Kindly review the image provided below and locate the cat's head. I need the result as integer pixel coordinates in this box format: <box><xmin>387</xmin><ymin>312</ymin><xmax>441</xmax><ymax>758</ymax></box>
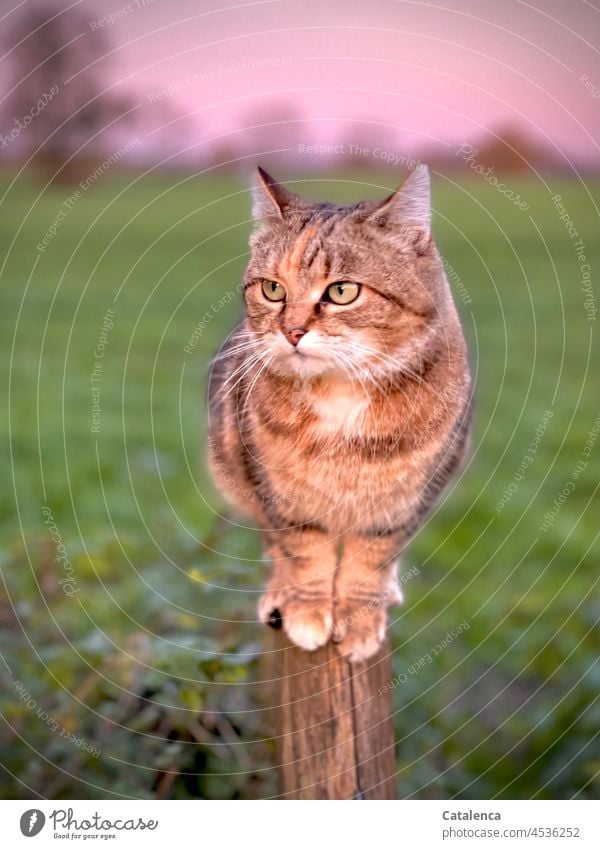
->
<box><xmin>244</xmin><ymin>165</ymin><xmax>449</xmax><ymax>383</ymax></box>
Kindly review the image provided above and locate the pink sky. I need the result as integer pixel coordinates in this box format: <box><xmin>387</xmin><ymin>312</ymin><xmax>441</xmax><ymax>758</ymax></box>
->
<box><xmin>6</xmin><ymin>0</ymin><xmax>600</xmax><ymax>166</ymax></box>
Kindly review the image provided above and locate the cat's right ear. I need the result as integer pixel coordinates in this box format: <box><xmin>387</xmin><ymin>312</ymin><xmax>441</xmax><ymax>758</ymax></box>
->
<box><xmin>251</xmin><ymin>167</ymin><xmax>300</xmax><ymax>221</ymax></box>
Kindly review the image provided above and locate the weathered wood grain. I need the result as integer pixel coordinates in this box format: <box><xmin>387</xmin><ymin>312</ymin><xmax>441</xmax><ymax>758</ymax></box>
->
<box><xmin>268</xmin><ymin>633</ymin><xmax>396</xmax><ymax>799</ymax></box>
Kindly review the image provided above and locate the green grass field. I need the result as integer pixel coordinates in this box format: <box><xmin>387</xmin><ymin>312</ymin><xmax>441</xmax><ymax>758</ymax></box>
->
<box><xmin>0</xmin><ymin>167</ymin><xmax>598</xmax><ymax>799</ymax></box>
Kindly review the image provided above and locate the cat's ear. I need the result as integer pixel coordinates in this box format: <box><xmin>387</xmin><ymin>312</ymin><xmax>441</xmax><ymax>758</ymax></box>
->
<box><xmin>370</xmin><ymin>164</ymin><xmax>431</xmax><ymax>240</ymax></box>
<box><xmin>251</xmin><ymin>167</ymin><xmax>301</xmax><ymax>221</ymax></box>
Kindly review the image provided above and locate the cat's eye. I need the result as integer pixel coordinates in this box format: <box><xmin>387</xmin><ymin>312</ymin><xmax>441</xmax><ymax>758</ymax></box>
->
<box><xmin>324</xmin><ymin>281</ymin><xmax>361</xmax><ymax>305</ymax></box>
<box><xmin>261</xmin><ymin>279</ymin><xmax>286</xmax><ymax>302</ymax></box>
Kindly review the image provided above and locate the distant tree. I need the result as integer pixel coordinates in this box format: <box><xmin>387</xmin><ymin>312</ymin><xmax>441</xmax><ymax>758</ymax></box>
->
<box><xmin>232</xmin><ymin>99</ymin><xmax>304</xmax><ymax>170</ymax></box>
<box><xmin>462</xmin><ymin>126</ymin><xmax>561</xmax><ymax>172</ymax></box>
<box><xmin>1</xmin><ymin>3</ymin><xmax>135</xmax><ymax>182</ymax></box>
<box><xmin>333</xmin><ymin>120</ymin><xmax>408</xmax><ymax>172</ymax></box>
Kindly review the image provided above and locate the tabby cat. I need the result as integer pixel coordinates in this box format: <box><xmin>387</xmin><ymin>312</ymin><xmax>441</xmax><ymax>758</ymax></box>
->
<box><xmin>208</xmin><ymin>165</ymin><xmax>471</xmax><ymax>662</ymax></box>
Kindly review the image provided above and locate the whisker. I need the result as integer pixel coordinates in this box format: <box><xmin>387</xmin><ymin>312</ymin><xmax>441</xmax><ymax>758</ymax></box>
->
<box><xmin>217</xmin><ymin>350</ymin><xmax>267</xmax><ymax>401</ymax></box>
<box><xmin>240</xmin><ymin>353</ymin><xmax>275</xmax><ymax>420</ymax></box>
<box><xmin>211</xmin><ymin>341</ymin><xmax>262</xmax><ymax>362</ymax></box>
<box><xmin>338</xmin><ymin>356</ymin><xmax>376</xmax><ymax>398</ymax></box>
<box><xmin>347</xmin><ymin>341</ymin><xmax>426</xmax><ymax>388</ymax></box>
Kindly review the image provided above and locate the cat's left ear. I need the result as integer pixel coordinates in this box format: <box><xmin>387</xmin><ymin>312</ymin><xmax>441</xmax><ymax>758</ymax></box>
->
<box><xmin>370</xmin><ymin>164</ymin><xmax>431</xmax><ymax>241</ymax></box>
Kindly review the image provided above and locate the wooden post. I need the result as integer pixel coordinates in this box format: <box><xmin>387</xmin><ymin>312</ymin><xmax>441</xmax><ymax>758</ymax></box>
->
<box><xmin>269</xmin><ymin>632</ymin><xmax>396</xmax><ymax>799</ymax></box>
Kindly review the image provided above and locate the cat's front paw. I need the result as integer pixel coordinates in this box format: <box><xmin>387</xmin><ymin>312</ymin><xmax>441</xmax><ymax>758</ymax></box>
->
<box><xmin>332</xmin><ymin>598</ymin><xmax>388</xmax><ymax>663</ymax></box>
<box><xmin>258</xmin><ymin>588</ymin><xmax>333</xmax><ymax>652</ymax></box>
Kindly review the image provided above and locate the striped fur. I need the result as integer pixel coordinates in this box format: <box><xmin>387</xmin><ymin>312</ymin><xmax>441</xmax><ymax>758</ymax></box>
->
<box><xmin>208</xmin><ymin>166</ymin><xmax>472</xmax><ymax>661</ymax></box>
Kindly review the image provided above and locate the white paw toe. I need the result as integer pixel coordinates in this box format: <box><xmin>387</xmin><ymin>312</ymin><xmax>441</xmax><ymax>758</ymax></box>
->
<box><xmin>285</xmin><ymin>609</ymin><xmax>333</xmax><ymax>652</ymax></box>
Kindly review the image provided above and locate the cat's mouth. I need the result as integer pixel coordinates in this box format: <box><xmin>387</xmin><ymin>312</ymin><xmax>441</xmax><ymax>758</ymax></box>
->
<box><xmin>281</xmin><ymin>345</ymin><xmax>327</xmax><ymax>369</ymax></box>
<box><xmin>267</xmin><ymin>331</ymin><xmax>334</xmax><ymax>375</ymax></box>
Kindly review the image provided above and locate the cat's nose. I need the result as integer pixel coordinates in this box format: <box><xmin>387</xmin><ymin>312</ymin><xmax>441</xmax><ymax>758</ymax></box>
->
<box><xmin>284</xmin><ymin>326</ymin><xmax>307</xmax><ymax>347</ymax></box>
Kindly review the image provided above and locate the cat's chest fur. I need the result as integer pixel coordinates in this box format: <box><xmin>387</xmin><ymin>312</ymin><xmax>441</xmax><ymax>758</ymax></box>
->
<box><xmin>309</xmin><ymin>384</ymin><xmax>371</xmax><ymax>435</ymax></box>
<box><xmin>256</xmin><ymin>381</ymin><xmax>418</xmax><ymax>529</ymax></box>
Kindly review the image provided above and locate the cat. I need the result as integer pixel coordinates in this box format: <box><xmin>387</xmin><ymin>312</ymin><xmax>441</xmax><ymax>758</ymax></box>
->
<box><xmin>208</xmin><ymin>165</ymin><xmax>472</xmax><ymax>662</ymax></box>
